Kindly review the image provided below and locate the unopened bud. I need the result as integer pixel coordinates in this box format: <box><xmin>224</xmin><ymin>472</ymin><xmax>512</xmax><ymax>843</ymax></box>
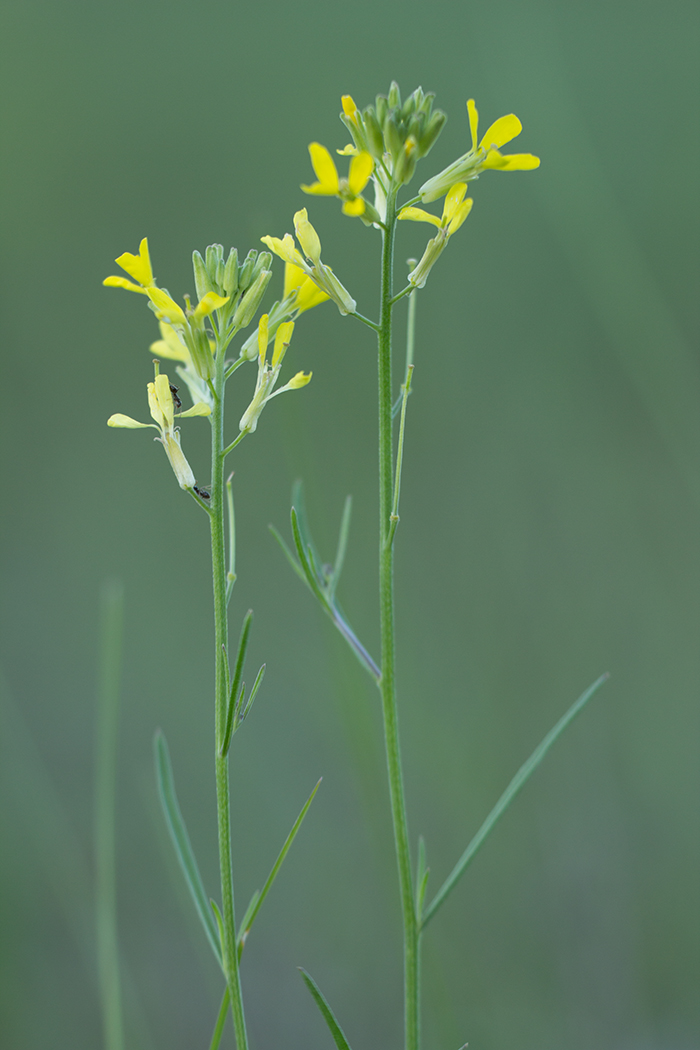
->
<box><xmin>238</xmin><ymin>249</ymin><xmax>258</xmax><ymax>291</ymax></box>
<box><xmin>192</xmin><ymin>251</ymin><xmax>213</xmax><ymax>302</ymax></box>
<box><xmin>223</xmin><ymin>247</ymin><xmax>239</xmax><ymax>296</ymax></box>
<box><xmin>232</xmin><ymin>268</ymin><xmax>271</xmax><ymax>329</ymax></box>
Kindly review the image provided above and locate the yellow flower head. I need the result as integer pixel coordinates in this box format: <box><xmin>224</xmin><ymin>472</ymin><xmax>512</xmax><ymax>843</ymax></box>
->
<box><xmin>239</xmin><ymin>315</ymin><xmax>311</xmax><ymax>434</ymax></box>
<box><xmin>418</xmin><ymin>99</ymin><xmax>540</xmax><ymax>203</ymax></box>
<box><xmin>107</xmin><ymin>368</ymin><xmax>210</xmax><ymax>490</ymax></box>
<box><xmin>262</xmin><ymin>211</ymin><xmax>356</xmax><ymax>315</ymax></box>
<box><xmin>301</xmin><ymin>143</ymin><xmax>374</xmax><ymax>217</ymax></box>
<box><xmin>398</xmin><ymin>183</ymin><xmax>474</xmax><ymax>289</ymax></box>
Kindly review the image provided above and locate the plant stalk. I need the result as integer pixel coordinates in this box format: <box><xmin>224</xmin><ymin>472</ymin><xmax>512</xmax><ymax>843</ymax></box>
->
<box><xmin>378</xmin><ymin>188</ymin><xmax>419</xmax><ymax>1050</ymax></box>
<box><xmin>210</xmin><ymin>347</ymin><xmax>249</xmax><ymax>1050</ymax></box>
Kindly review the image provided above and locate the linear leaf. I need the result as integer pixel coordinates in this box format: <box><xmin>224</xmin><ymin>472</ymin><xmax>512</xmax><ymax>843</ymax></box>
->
<box><xmin>291</xmin><ymin>508</ymin><xmax>327</xmax><ymax>603</ymax></box>
<box><xmin>220</xmin><ymin>610</ymin><xmax>253</xmax><ymax>756</ymax></box>
<box><xmin>298</xmin><ymin>968</ymin><xmax>353</xmax><ymax>1050</ymax></box>
<box><xmin>329</xmin><ymin>496</ymin><xmax>352</xmax><ymax>599</ymax></box>
<box><xmin>208</xmin><ymin>989</ymin><xmax>229</xmax><ymax>1050</ymax></box>
<box><xmin>237</xmin><ymin>779</ymin><xmax>321</xmax><ymax>954</ymax></box>
<box><xmin>422</xmin><ymin>673</ymin><xmax>609</xmax><ymax>928</ymax></box>
<box><xmin>269</xmin><ymin>524</ymin><xmax>307</xmax><ymax>585</ymax></box>
<box><xmin>240</xmin><ymin>664</ymin><xmax>265</xmax><ymax>723</ymax></box>
<box><xmin>154</xmin><ymin>731</ymin><xmax>222</xmax><ymax>965</ymax></box>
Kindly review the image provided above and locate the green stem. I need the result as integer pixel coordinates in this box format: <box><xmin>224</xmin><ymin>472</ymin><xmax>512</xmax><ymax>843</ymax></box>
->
<box><xmin>377</xmin><ymin>188</ymin><xmax>419</xmax><ymax>1050</ymax></box>
<box><xmin>210</xmin><ymin>349</ymin><xmax>249</xmax><ymax>1050</ymax></box>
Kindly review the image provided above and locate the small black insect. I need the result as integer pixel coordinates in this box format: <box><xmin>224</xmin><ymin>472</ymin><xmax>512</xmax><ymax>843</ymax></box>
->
<box><xmin>194</xmin><ymin>485</ymin><xmax>211</xmax><ymax>501</ymax></box>
<box><xmin>170</xmin><ymin>384</ymin><xmax>182</xmax><ymax>410</ymax></box>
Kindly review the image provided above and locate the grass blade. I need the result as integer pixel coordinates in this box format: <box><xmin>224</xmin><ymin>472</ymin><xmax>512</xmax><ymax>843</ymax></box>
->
<box><xmin>422</xmin><ymin>673</ymin><xmax>609</xmax><ymax>928</ymax></box>
<box><xmin>154</xmin><ymin>731</ymin><xmax>222</xmax><ymax>965</ymax></box>
<box><xmin>298</xmin><ymin>967</ymin><xmax>353</xmax><ymax>1050</ymax></box>
<box><xmin>237</xmin><ymin>779</ymin><xmax>321</xmax><ymax>953</ymax></box>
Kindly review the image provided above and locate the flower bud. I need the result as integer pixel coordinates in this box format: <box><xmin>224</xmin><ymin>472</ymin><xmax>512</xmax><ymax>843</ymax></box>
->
<box><xmin>387</xmin><ymin>81</ymin><xmax>401</xmax><ymax>110</ymax></box>
<box><xmin>232</xmin><ymin>268</ymin><xmax>271</xmax><ymax>329</ymax></box>
<box><xmin>192</xmin><ymin>251</ymin><xmax>214</xmax><ymax>302</ymax></box>
<box><xmin>223</xmin><ymin>247</ymin><xmax>239</xmax><ymax>296</ymax></box>
<box><xmin>205</xmin><ymin>244</ymin><xmax>225</xmax><ymax>293</ymax></box>
<box><xmin>238</xmin><ymin>249</ymin><xmax>258</xmax><ymax>291</ymax></box>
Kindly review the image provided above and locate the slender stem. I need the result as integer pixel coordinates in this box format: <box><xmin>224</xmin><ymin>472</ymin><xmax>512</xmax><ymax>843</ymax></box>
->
<box><xmin>377</xmin><ymin>187</ymin><xmax>420</xmax><ymax>1050</ymax></box>
<box><xmin>386</xmin><ymin>365</ymin><xmax>413</xmax><ymax>550</ymax></box>
<box><xmin>223</xmin><ymin>430</ymin><xmax>248</xmax><ymax>458</ymax></box>
<box><xmin>95</xmin><ymin>580</ymin><xmax>125</xmax><ymax>1050</ymax></box>
<box><xmin>389</xmin><ymin>284</ymin><xmax>414</xmax><ymax>307</ymax></box>
<box><xmin>351</xmin><ymin>310</ymin><xmax>381</xmax><ymax>333</ymax></box>
<box><xmin>209</xmin><ymin>349</ymin><xmax>249</xmax><ymax>1050</ymax></box>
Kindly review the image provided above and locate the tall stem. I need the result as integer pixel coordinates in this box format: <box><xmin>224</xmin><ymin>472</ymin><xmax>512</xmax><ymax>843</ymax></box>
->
<box><xmin>377</xmin><ymin>189</ymin><xmax>419</xmax><ymax>1050</ymax></box>
<box><xmin>210</xmin><ymin>349</ymin><xmax>249</xmax><ymax>1050</ymax></box>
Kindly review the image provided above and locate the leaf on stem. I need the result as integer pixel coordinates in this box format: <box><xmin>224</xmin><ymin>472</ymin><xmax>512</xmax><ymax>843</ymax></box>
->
<box><xmin>298</xmin><ymin>967</ymin><xmax>353</xmax><ymax>1050</ymax></box>
<box><xmin>237</xmin><ymin>779</ymin><xmax>321</xmax><ymax>955</ymax></box>
<box><xmin>220</xmin><ymin>610</ymin><xmax>253</xmax><ymax>756</ymax></box>
<box><xmin>415</xmin><ymin>835</ymin><xmax>429</xmax><ymax>919</ymax></box>
<box><xmin>421</xmin><ymin>673</ymin><xmax>609</xmax><ymax>928</ymax></box>
<box><xmin>154</xmin><ymin>731</ymin><xmax>222</xmax><ymax>966</ymax></box>
<box><xmin>208</xmin><ymin>989</ymin><xmax>230</xmax><ymax>1050</ymax></box>
<box><xmin>329</xmin><ymin>495</ymin><xmax>352</xmax><ymax>599</ymax></box>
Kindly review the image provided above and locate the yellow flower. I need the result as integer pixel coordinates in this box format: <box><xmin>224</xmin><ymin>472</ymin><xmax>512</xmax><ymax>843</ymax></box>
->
<box><xmin>262</xmin><ymin>210</ymin><xmax>356</xmax><ymax>315</ymax></box>
<box><xmin>301</xmin><ymin>143</ymin><xmax>374</xmax><ymax>217</ymax></box>
<box><xmin>239</xmin><ymin>315</ymin><xmax>311</xmax><ymax>434</ymax></box>
<box><xmin>283</xmin><ymin>262</ymin><xmax>329</xmax><ymax>314</ymax></box>
<box><xmin>398</xmin><ymin>183</ymin><xmax>474</xmax><ymax>288</ymax></box>
<box><xmin>418</xmin><ymin>99</ymin><xmax>540</xmax><ymax>203</ymax></box>
<box><xmin>108</xmin><ymin>371</ymin><xmax>210</xmax><ymax>490</ymax></box>
<box><xmin>103</xmin><ymin>238</ymin><xmax>154</xmax><ymax>293</ymax></box>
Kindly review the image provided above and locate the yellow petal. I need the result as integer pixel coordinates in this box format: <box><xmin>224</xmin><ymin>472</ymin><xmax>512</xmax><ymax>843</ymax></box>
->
<box><xmin>147</xmin><ymin>287</ymin><xmax>187</xmax><ymax>326</ymax></box>
<box><xmin>261</xmin><ymin>234</ymin><xmax>306</xmax><ymax>269</ymax></box>
<box><xmin>150</xmin><ymin>322</ymin><xmax>190</xmax><ymax>362</ymax></box>
<box><xmin>397</xmin><ymin>206</ymin><xmax>442</xmax><ymax>228</ymax></box>
<box><xmin>177</xmin><ymin>401</ymin><xmax>211</xmax><ymax>418</ymax></box>
<box><xmin>307</xmin><ymin>143</ymin><xmax>339</xmax><ymax>193</ymax></box>
<box><xmin>341</xmin><ymin>95</ymin><xmax>358</xmax><ymax>118</ymax></box>
<box><xmin>467</xmin><ymin>99</ymin><xmax>479</xmax><ymax>151</ymax></box>
<box><xmin>147</xmin><ymin>381</ymin><xmax>163</xmax><ymax>427</ymax></box>
<box><xmin>295</xmin><ymin>276</ymin><xmax>329</xmax><ymax>314</ymax></box>
<box><xmin>337</xmin><ymin>144</ymin><xmax>359</xmax><ymax>156</ymax></box>
<box><xmin>342</xmin><ymin>198</ymin><xmax>366</xmax><ymax>217</ymax></box>
<box><xmin>107</xmin><ymin>413</ymin><xmax>154</xmax><ymax>429</ymax></box>
<box><xmin>155</xmin><ymin>373</ymin><xmax>175</xmax><ymax>428</ymax></box>
<box><xmin>447</xmin><ymin>197</ymin><xmax>473</xmax><ymax>236</ymax></box>
<box><xmin>272</xmin><ymin>321</ymin><xmax>295</xmax><ymax>367</ymax></box>
<box><xmin>286</xmin><ymin>370</ymin><xmax>312</xmax><ymax>389</ymax></box>
<box><xmin>193</xmin><ymin>291</ymin><xmax>229</xmax><ymax>319</ymax></box>
<box><xmin>348</xmin><ymin>151</ymin><xmax>373</xmax><ymax>195</ymax></box>
<box><xmin>294</xmin><ymin>209</ymin><xmax>322</xmax><ymax>265</ymax></box>
<box><xmin>284</xmin><ymin>261</ymin><xmax>306</xmax><ymax>299</ymax></box>
<box><xmin>103</xmin><ymin>275</ymin><xmax>148</xmax><ymax>294</ymax></box>
<box><xmin>479</xmin><ymin>113</ymin><xmax>522</xmax><ymax>150</ymax></box>
<box><xmin>115</xmin><ymin>238</ymin><xmax>153</xmax><ymax>286</ymax></box>
<box><xmin>481</xmin><ymin>150</ymin><xmax>540</xmax><ymax>171</ymax></box>
<box><xmin>258</xmin><ymin>314</ymin><xmax>269</xmax><ymax>363</ymax></box>
<box><xmin>443</xmin><ymin>183</ymin><xmax>468</xmax><ymax>223</ymax></box>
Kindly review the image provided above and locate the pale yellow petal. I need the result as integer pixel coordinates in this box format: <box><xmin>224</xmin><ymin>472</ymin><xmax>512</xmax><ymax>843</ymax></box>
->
<box><xmin>150</xmin><ymin>322</ymin><xmax>190</xmax><ymax>362</ymax></box>
<box><xmin>446</xmin><ymin>197</ymin><xmax>473</xmax><ymax>236</ymax></box>
<box><xmin>258</xmin><ymin>314</ymin><xmax>269</xmax><ymax>363</ymax></box>
<box><xmin>285</xmin><ymin>370</ymin><xmax>312</xmax><ymax>390</ymax></box>
<box><xmin>155</xmin><ymin>373</ymin><xmax>175</xmax><ymax>428</ymax></box>
<box><xmin>481</xmin><ymin>150</ymin><xmax>540</xmax><ymax>171</ymax></box>
<box><xmin>294</xmin><ymin>277</ymin><xmax>329</xmax><ymax>314</ymax></box>
<box><xmin>294</xmin><ymin>209</ymin><xmax>322</xmax><ymax>265</ymax></box>
<box><xmin>114</xmin><ymin>238</ymin><xmax>153</xmax><ymax>286</ymax></box>
<box><xmin>397</xmin><ymin>206</ymin><xmax>442</xmax><ymax>228</ymax></box>
<box><xmin>177</xmin><ymin>401</ymin><xmax>211</xmax><ymax>418</ymax></box>
<box><xmin>479</xmin><ymin>113</ymin><xmax>522</xmax><ymax>150</ymax></box>
<box><xmin>272</xmin><ymin>321</ymin><xmax>295</xmax><ymax>367</ymax></box>
<box><xmin>442</xmin><ymin>183</ymin><xmax>468</xmax><ymax>224</ymax></box>
<box><xmin>261</xmin><ymin>234</ymin><xmax>306</xmax><ymax>270</ymax></box>
<box><xmin>284</xmin><ymin>261</ymin><xmax>306</xmax><ymax>299</ymax></box>
<box><xmin>107</xmin><ymin>413</ymin><xmax>154</xmax><ymax>429</ymax></box>
<box><xmin>193</xmin><ymin>291</ymin><xmax>229</xmax><ymax>319</ymax></box>
<box><xmin>341</xmin><ymin>95</ymin><xmax>358</xmax><ymax>118</ymax></box>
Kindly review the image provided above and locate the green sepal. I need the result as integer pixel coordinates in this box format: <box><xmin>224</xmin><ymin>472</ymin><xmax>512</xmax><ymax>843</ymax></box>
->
<box><xmin>298</xmin><ymin>967</ymin><xmax>353</xmax><ymax>1050</ymax></box>
<box><xmin>154</xmin><ymin>731</ymin><xmax>223</xmax><ymax>967</ymax></box>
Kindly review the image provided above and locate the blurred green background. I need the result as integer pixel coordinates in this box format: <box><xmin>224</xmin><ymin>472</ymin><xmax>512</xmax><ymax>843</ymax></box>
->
<box><xmin>1</xmin><ymin>0</ymin><xmax>698</xmax><ymax>1047</ymax></box>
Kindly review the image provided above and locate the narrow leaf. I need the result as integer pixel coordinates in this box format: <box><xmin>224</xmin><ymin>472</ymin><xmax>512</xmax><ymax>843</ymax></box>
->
<box><xmin>291</xmin><ymin>508</ymin><xmax>327</xmax><ymax>603</ymax></box>
<box><xmin>298</xmin><ymin>968</ymin><xmax>353</xmax><ymax>1050</ymax></box>
<box><xmin>415</xmin><ymin>836</ymin><xmax>429</xmax><ymax>919</ymax></box>
<box><xmin>154</xmin><ymin>732</ymin><xmax>222</xmax><ymax>965</ymax></box>
<box><xmin>240</xmin><ymin>664</ymin><xmax>265</xmax><ymax>723</ymax></box>
<box><xmin>269</xmin><ymin>524</ymin><xmax>307</xmax><ymax>585</ymax></box>
<box><xmin>422</xmin><ymin>673</ymin><xmax>609</xmax><ymax>928</ymax></box>
<box><xmin>208</xmin><ymin>989</ymin><xmax>230</xmax><ymax>1050</ymax></box>
<box><xmin>291</xmin><ymin>480</ymin><xmax>323</xmax><ymax>571</ymax></box>
<box><xmin>237</xmin><ymin>779</ymin><xmax>321</xmax><ymax>952</ymax></box>
<box><xmin>329</xmin><ymin>495</ymin><xmax>352</xmax><ymax>598</ymax></box>
<box><xmin>220</xmin><ymin>610</ymin><xmax>253</xmax><ymax>756</ymax></box>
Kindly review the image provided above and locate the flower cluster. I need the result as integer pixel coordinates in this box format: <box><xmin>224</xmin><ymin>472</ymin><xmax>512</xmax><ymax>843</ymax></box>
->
<box><xmin>262</xmin><ymin>210</ymin><xmax>356</xmax><ymax>315</ymax></box>
<box><xmin>239</xmin><ymin>314</ymin><xmax>312</xmax><ymax>434</ymax></box>
<box><xmin>398</xmin><ymin>183</ymin><xmax>474</xmax><ymax>288</ymax></box>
